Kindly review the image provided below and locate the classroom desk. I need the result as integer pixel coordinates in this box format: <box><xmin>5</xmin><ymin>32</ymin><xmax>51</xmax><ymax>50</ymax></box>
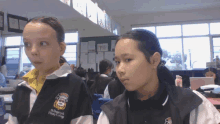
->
<box><xmin>0</xmin><ymin>94</ymin><xmax>13</xmax><ymax>123</ymax></box>
<box><xmin>203</xmin><ymin>92</ymin><xmax>220</xmax><ymax>112</ymax></box>
<box><xmin>207</xmin><ymin>98</ymin><xmax>220</xmax><ymax>111</ymax></box>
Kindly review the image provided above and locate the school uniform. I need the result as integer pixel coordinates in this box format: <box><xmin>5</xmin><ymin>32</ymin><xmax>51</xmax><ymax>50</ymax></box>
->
<box><xmin>103</xmin><ymin>78</ymin><xmax>125</xmax><ymax>99</ymax></box>
<box><xmin>97</xmin><ymin>78</ymin><xmax>220</xmax><ymax>124</ymax></box>
<box><xmin>6</xmin><ymin>63</ymin><xmax>93</xmax><ymax>124</ymax></box>
<box><xmin>92</xmin><ymin>74</ymin><xmax>113</xmax><ymax>95</ymax></box>
<box><xmin>1</xmin><ymin>64</ymin><xmax>7</xmax><ymax>77</ymax></box>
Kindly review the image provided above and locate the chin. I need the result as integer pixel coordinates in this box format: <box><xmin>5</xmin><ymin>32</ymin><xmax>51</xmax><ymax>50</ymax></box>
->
<box><xmin>124</xmin><ymin>85</ymin><xmax>136</xmax><ymax>91</ymax></box>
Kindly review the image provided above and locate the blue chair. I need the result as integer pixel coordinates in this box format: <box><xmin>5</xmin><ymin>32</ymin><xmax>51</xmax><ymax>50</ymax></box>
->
<box><xmin>93</xmin><ymin>94</ymin><xmax>102</xmax><ymax>100</ymax></box>
<box><xmin>0</xmin><ymin>97</ymin><xmax>6</xmax><ymax>124</ymax></box>
<box><xmin>92</xmin><ymin>94</ymin><xmax>112</xmax><ymax>120</ymax></box>
<box><xmin>0</xmin><ymin>73</ymin><xmax>6</xmax><ymax>87</ymax></box>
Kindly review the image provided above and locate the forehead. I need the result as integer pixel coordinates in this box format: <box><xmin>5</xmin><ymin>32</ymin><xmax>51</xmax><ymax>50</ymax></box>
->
<box><xmin>206</xmin><ymin>71</ymin><xmax>215</xmax><ymax>75</ymax></box>
<box><xmin>23</xmin><ymin>22</ymin><xmax>56</xmax><ymax>40</ymax></box>
<box><xmin>115</xmin><ymin>39</ymin><xmax>139</xmax><ymax>58</ymax></box>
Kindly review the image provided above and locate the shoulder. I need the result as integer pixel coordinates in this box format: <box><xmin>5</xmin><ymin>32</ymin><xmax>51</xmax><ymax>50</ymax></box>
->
<box><xmin>189</xmin><ymin>90</ymin><xmax>220</xmax><ymax>123</ymax></box>
<box><xmin>101</xmin><ymin>91</ymin><xmax>126</xmax><ymax>111</ymax></box>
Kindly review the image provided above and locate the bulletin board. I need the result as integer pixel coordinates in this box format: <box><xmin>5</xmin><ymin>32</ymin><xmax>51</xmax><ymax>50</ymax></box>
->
<box><xmin>80</xmin><ymin>36</ymin><xmax>119</xmax><ymax>72</ymax></box>
<box><xmin>7</xmin><ymin>14</ymin><xmax>28</xmax><ymax>33</ymax></box>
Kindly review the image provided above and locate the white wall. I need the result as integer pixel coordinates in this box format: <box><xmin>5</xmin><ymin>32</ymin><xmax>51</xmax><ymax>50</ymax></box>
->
<box><xmin>114</xmin><ymin>7</ymin><xmax>220</xmax><ymax>34</ymax></box>
<box><xmin>61</xmin><ymin>18</ymin><xmax>114</xmax><ymax>37</ymax></box>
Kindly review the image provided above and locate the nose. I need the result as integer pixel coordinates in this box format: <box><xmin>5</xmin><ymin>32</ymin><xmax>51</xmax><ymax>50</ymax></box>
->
<box><xmin>31</xmin><ymin>44</ymin><xmax>39</xmax><ymax>56</ymax></box>
<box><xmin>116</xmin><ymin>62</ymin><xmax>125</xmax><ymax>77</ymax></box>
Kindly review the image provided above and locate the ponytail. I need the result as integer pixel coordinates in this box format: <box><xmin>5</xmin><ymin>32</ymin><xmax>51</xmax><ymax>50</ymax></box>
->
<box><xmin>157</xmin><ymin>64</ymin><xmax>175</xmax><ymax>86</ymax></box>
<box><xmin>90</xmin><ymin>73</ymin><xmax>101</xmax><ymax>95</ymax></box>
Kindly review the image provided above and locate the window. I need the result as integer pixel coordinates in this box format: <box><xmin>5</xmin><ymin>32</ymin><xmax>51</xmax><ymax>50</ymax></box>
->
<box><xmin>65</xmin><ymin>33</ymin><xmax>78</xmax><ymax>43</ymax></box>
<box><xmin>132</xmin><ymin>26</ymin><xmax>156</xmax><ymax>34</ymax></box>
<box><xmin>182</xmin><ymin>23</ymin><xmax>209</xmax><ymax>36</ymax></box>
<box><xmin>63</xmin><ymin>45</ymin><xmax>77</xmax><ymax>65</ymax></box>
<box><xmin>5</xmin><ymin>48</ymin><xmax>20</xmax><ymax>77</ymax></box>
<box><xmin>159</xmin><ymin>38</ymin><xmax>183</xmax><ymax>70</ymax></box>
<box><xmin>22</xmin><ymin>47</ymin><xmax>32</xmax><ymax>72</ymax></box>
<box><xmin>5</xmin><ymin>36</ymin><xmax>22</xmax><ymax>46</ymax></box>
<box><xmin>183</xmin><ymin>37</ymin><xmax>210</xmax><ymax>69</ymax></box>
<box><xmin>132</xmin><ymin>21</ymin><xmax>220</xmax><ymax>70</ymax></box>
<box><xmin>210</xmin><ymin>22</ymin><xmax>220</xmax><ymax>35</ymax></box>
<box><xmin>156</xmin><ymin>25</ymin><xmax>181</xmax><ymax>38</ymax></box>
<box><xmin>64</xmin><ymin>32</ymin><xmax>78</xmax><ymax>65</ymax></box>
<box><xmin>213</xmin><ymin>37</ymin><xmax>220</xmax><ymax>58</ymax></box>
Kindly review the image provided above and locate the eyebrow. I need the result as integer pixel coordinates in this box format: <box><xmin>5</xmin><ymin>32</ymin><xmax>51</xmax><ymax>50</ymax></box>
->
<box><xmin>114</xmin><ymin>53</ymin><xmax>132</xmax><ymax>59</ymax></box>
<box><xmin>23</xmin><ymin>37</ymin><xmax>49</xmax><ymax>41</ymax></box>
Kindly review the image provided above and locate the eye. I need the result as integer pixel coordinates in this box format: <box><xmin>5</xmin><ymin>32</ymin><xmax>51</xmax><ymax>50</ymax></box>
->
<box><xmin>125</xmin><ymin>59</ymin><xmax>132</xmax><ymax>62</ymax></box>
<box><xmin>24</xmin><ymin>42</ymin><xmax>31</xmax><ymax>48</ymax></box>
<box><xmin>115</xmin><ymin>61</ymin><xmax>120</xmax><ymax>65</ymax></box>
<box><xmin>40</xmin><ymin>41</ymin><xmax>47</xmax><ymax>46</ymax></box>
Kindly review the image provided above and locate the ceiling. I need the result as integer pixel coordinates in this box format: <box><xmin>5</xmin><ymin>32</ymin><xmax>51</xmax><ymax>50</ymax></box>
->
<box><xmin>94</xmin><ymin>0</ymin><xmax>220</xmax><ymax>17</ymax></box>
<box><xmin>0</xmin><ymin>0</ymin><xmax>219</xmax><ymax>21</ymax></box>
<box><xmin>0</xmin><ymin>0</ymin><xmax>83</xmax><ymax>20</ymax></box>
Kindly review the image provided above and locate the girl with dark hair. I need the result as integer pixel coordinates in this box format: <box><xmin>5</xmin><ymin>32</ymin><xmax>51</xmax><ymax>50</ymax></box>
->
<box><xmin>204</xmin><ymin>67</ymin><xmax>220</xmax><ymax>85</ymax></box>
<box><xmin>75</xmin><ymin>66</ymin><xmax>87</xmax><ymax>81</ymax></box>
<box><xmin>7</xmin><ymin>16</ymin><xmax>92</xmax><ymax>124</ymax></box>
<box><xmin>1</xmin><ymin>56</ymin><xmax>7</xmax><ymax>77</ymax></box>
<box><xmin>90</xmin><ymin>59</ymin><xmax>114</xmax><ymax>95</ymax></box>
<box><xmin>97</xmin><ymin>29</ymin><xmax>220</xmax><ymax>124</ymax></box>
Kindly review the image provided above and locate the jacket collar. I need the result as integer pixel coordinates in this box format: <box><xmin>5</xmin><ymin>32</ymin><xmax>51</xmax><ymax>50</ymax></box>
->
<box><xmin>101</xmin><ymin>80</ymin><xmax>203</xmax><ymax>124</ymax></box>
<box><xmin>19</xmin><ymin>63</ymin><xmax>72</xmax><ymax>87</ymax></box>
<box><xmin>100</xmin><ymin>74</ymin><xmax>108</xmax><ymax>77</ymax></box>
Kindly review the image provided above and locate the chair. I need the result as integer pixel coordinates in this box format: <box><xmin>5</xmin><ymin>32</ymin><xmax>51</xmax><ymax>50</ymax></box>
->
<box><xmin>0</xmin><ymin>73</ymin><xmax>6</xmax><ymax>87</ymax></box>
<box><xmin>180</xmin><ymin>75</ymin><xmax>190</xmax><ymax>88</ymax></box>
<box><xmin>92</xmin><ymin>96</ymin><xmax>112</xmax><ymax>120</ymax></box>
<box><xmin>0</xmin><ymin>97</ymin><xmax>6</xmax><ymax>124</ymax></box>
<box><xmin>93</xmin><ymin>94</ymin><xmax>103</xmax><ymax>100</ymax></box>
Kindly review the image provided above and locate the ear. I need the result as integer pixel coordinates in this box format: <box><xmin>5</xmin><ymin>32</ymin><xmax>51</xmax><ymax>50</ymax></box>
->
<box><xmin>150</xmin><ymin>52</ymin><xmax>161</xmax><ymax>69</ymax></box>
<box><xmin>59</xmin><ymin>42</ymin><xmax>66</xmax><ymax>56</ymax></box>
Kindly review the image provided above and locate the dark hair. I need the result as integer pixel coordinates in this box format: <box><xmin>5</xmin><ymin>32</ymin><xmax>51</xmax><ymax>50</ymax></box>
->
<box><xmin>99</xmin><ymin>59</ymin><xmax>114</xmax><ymax>74</ymax></box>
<box><xmin>117</xmin><ymin>29</ymin><xmax>163</xmax><ymax>65</ymax></box>
<box><xmin>204</xmin><ymin>67</ymin><xmax>219</xmax><ymax>84</ymax></box>
<box><xmin>59</xmin><ymin>56</ymin><xmax>67</xmax><ymax>64</ymax></box>
<box><xmin>28</xmin><ymin>16</ymin><xmax>65</xmax><ymax>43</ymax></box>
<box><xmin>116</xmin><ymin>29</ymin><xmax>175</xmax><ymax>85</ymax></box>
<box><xmin>1</xmin><ymin>56</ymin><xmax>6</xmax><ymax>65</ymax></box>
<box><xmin>75</xmin><ymin>67</ymin><xmax>86</xmax><ymax>78</ymax></box>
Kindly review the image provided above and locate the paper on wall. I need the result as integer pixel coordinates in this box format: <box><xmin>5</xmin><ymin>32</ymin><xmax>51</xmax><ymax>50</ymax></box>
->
<box><xmin>0</xmin><ymin>16</ymin><xmax>3</xmax><ymax>27</ymax></box>
<box><xmin>81</xmin><ymin>42</ymin><xmax>88</xmax><ymax>53</ymax></box>
<box><xmin>96</xmin><ymin>52</ymin><xmax>104</xmax><ymax>63</ymax></box>
<box><xmin>88</xmin><ymin>52</ymin><xmax>96</xmax><ymax>64</ymax></box>
<box><xmin>9</xmin><ymin>18</ymin><xmax>19</xmax><ymax>29</ymax></box>
<box><xmin>88</xmin><ymin>41</ymin><xmax>96</xmax><ymax>52</ymax></box>
<box><xmin>104</xmin><ymin>51</ymin><xmax>115</xmax><ymax>62</ymax></box>
<box><xmin>97</xmin><ymin>43</ymin><xmax>108</xmax><ymax>51</ymax></box>
<box><xmin>80</xmin><ymin>52</ymin><xmax>88</xmax><ymax>64</ymax></box>
<box><xmin>111</xmin><ymin>40</ymin><xmax>116</xmax><ymax>51</ymax></box>
<box><xmin>104</xmin><ymin>52</ymin><xmax>116</xmax><ymax>71</ymax></box>
<box><xmin>19</xmin><ymin>20</ymin><xmax>27</xmax><ymax>30</ymax></box>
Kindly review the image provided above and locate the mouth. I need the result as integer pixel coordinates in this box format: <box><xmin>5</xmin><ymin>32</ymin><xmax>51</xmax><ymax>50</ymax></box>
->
<box><xmin>33</xmin><ymin>62</ymin><xmax>42</xmax><ymax>65</ymax></box>
<box><xmin>120</xmin><ymin>79</ymin><xmax>129</xmax><ymax>83</ymax></box>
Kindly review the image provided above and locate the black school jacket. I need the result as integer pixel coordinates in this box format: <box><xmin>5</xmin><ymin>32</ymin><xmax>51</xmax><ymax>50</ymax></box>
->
<box><xmin>7</xmin><ymin>63</ymin><xmax>93</xmax><ymax>124</ymax></box>
<box><xmin>98</xmin><ymin>80</ymin><xmax>220</xmax><ymax>124</ymax></box>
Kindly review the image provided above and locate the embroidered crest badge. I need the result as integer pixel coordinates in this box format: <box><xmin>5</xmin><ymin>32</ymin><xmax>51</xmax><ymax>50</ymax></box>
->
<box><xmin>164</xmin><ymin>117</ymin><xmax>172</xmax><ymax>124</ymax></box>
<box><xmin>53</xmin><ymin>93</ymin><xmax>69</xmax><ymax>110</ymax></box>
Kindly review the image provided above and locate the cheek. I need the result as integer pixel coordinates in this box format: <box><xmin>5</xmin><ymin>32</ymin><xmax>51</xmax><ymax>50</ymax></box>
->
<box><xmin>129</xmin><ymin>61</ymin><xmax>151</xmax><ymax>84</ymax></box>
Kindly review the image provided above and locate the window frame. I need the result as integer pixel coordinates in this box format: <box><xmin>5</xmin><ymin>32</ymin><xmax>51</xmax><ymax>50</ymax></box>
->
<box><xmin>131</xmin><ymin>20</ymin><xmax>220</xmax><ymax>70</ymax></box>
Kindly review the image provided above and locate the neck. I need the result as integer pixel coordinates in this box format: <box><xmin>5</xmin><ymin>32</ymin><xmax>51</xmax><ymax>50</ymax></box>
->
<box><xmin>136</xmin><ymin>74</ymin><xmax>159</xmax><ymax>101</ymax></box>
<box><xmin>37</xmin><ymin>64</ymin><xmax>60</xmax><ymax>80</ymax></box>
